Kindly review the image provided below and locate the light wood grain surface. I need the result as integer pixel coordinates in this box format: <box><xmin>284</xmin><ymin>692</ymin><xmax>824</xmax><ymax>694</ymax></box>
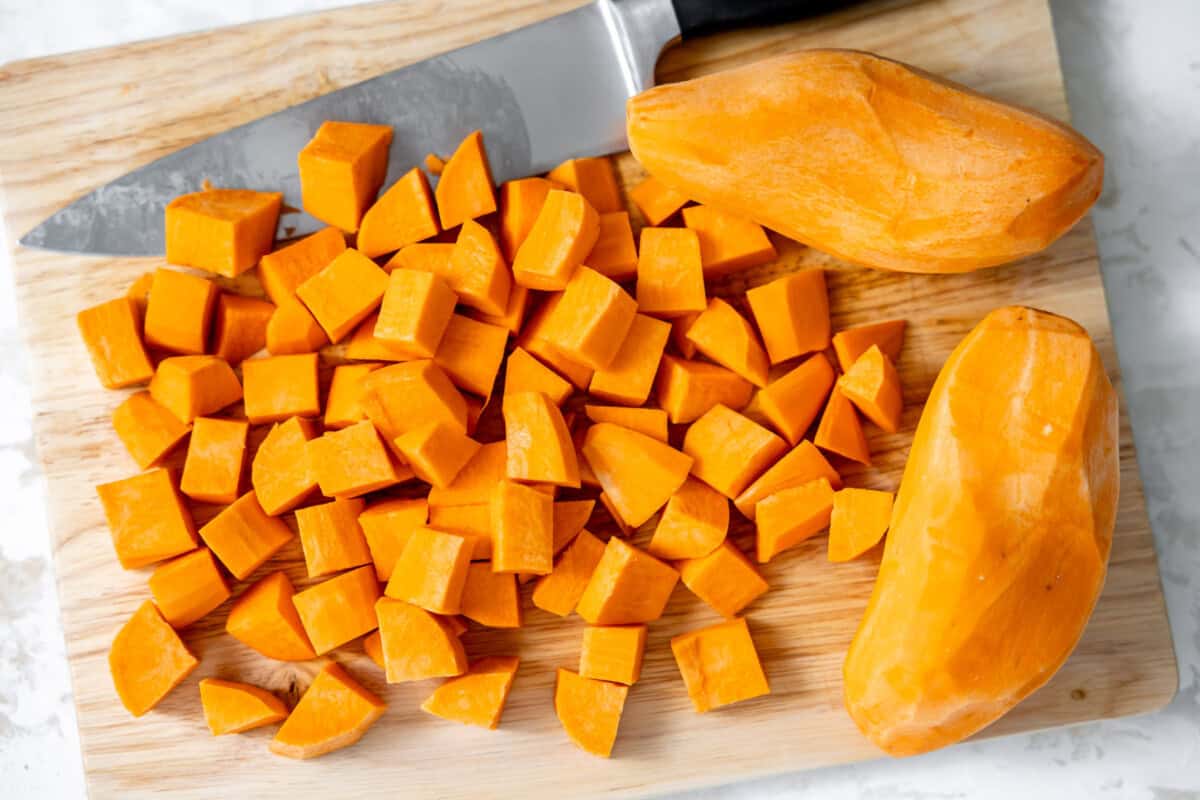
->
<box><xmin>0</xmin><ymin>0</ymin><xmax>1178</xmax><ymax>797</ymax></box>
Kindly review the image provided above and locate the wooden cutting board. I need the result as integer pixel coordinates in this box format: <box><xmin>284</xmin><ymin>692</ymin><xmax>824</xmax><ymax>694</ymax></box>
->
<box><xmin>0</xmin><ymin>0</ymin><xmax>1178</xmax><ymax>797</ymax></box>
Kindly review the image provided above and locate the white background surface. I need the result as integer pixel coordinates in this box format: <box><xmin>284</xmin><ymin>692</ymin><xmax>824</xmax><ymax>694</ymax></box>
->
<box><xmin>0</xmin><ymin>1</ymin><xmax>1197</xmax><ymax>797</ymax></box>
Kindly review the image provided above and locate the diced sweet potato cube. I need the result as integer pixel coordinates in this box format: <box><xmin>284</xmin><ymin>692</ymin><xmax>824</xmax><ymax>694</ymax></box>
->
<box><xmin>598</xmin><ymin>491</ymin><xmax>635</xmax><ymax>538</ymax></box>
<box><xmin>265</xmin><ymin>296</ymin><xmax>328</xmax><ymax>355</ymax></box>
<box><xmin>756</xmin><ymin>478</ymin><xmax>835</xmax><ymax>562</ymax></box>
<box><xmin>491</xmin><ymin>480</ymin><xmax>553</xmax><ymax>574</ymax></box>
<box><xmin>512</xmin><ymin>189</ymin><xmax>600</xmax><ymax>290</ymax></box>
<box><xmin>832</xmin><ymin>319</ymin><xmax>907</xmax><ymax>372</ymax></box>
<box><xmin>471</xmin><ymin>283</ymin><xmax>529</xmax><ymax>334</ymax></box>
<box><xmin>212</xmin><ymin>294</ymin><xmax>274</xmax><ymax>365</ymax></box>
<box><xmin>588</xmin><ymin>313</ymin><xmax>670</xmax><ymax>406</ymax></box>
<box><xmin>375</xmin><ymin>597</ymin><xmax>467</xmax><ymax>682</ymax></box>
<box><xmin>539</xmin><ymin>266</ymin><xmax>637</xmax><ymax>370</ymax></box>
<box><xmin>628</xmin><ymin>176</ymin><xmax>688</xmax><ymax>226</ymax></box>
<box><xmin>587</xmin><ymin>211</ymin><xmax>638</xmax><ymax>281</ymax></box>
<box><xmin>546</xmin><ymin>156</ymin><xmax>621</xmax><ymax>213</ymax></box>
<box><xmin>148</xmin><ymin>547</ymin><xmax>230</xmax><ymax>628</ymax></box>
<box><xmin>828</xmin><ymin>487</ymin><xmax>893</xmax><ymax>562</ymax></box>
<box><xmin>306</xmin><ymin>421</ymin><xmax>403</xmax><ymax>498</ymax></box>
<box><xmin>420</xmin><ymin>656</ymin><xmax>519</xmax><ymax>729</ymax></box>
<box><xmin>384</xmin><ymin>241</ymin><xmax>454</xmax><ymax>276</ymax></box>
<box><xmin>517</xmin><ymin>294</ymin><xmax>595</xmax><ymax>389</ymax></box>
<box><xmin>296</xmin><ymin>248</ymin><xmax>389</xmax><ymax>343</ymax></box>
<box><xmin>125</xmin><ymin>271</ymin><xmax>155</xmax><ymax>312</ymax></box>
<box><xmin>685</xmin><ymin>298</ymin><xmax>769</xmax><ymax>388</ymax></box>
<box><xmin>394</xmin><ymin>421</ymin><xmax>481</xmax><ymax>489</ymax></box>
<box><xmin>684</xmin><ymin>404</ymin><xmax>787</xmax><ymax>499</ymax></box>
<box><xmin>838</xmin><ymin>344</ymin><xmax>903</xmax><ymax>433</ymax></box>
<box><xmin>363</xmin><ymin>630</ymin><xmax>385</xmax><ymax>668</ymax></box>
<box><xmin>343</xmin><ymin>312</ymin><xmax>410</xmax><ymax>360</ymax></box>
<box><xmin>678</xmin><ymin>540</ymin><xmax>768</xmax><ymax>618</ymax></box>
<box><xmin>295</xmin><ymin>497</ymin><xmax>372</xmax><ymax>578</ymax></box>
<box><xmin>374</xmin><ymin>268</ymin><xmax>456</xmax><ymax>357</ymax></box>
<box><xmin>180</xmin><ymin>416</ymin><xmax>248</xmax><ymax>505</ymax></box>
<box><xmin>384</xmin><ymin>527</ymin><xmax>473</xmax><ymax>614</ymax></box>
<box><xmin>504</xmin><ymin>347</ymin><xmax>573</xmax><ymax>413</ymax></box>
<box><xmin>671</xmin><ymin>617</ymin><xmax>770</xmax><ymax>712</ymax></box>
<box><xmin>647</xmin><ymin>477</ymin><xmax>728</xmax><ymax>560</ymax></box>
<box><xmin>358</xmin><ymin>497</ymin><xmax>428</xmax><ymax>581</ymax></box>
<box><xmin>96</xmin><ymin>468</ymin><xmax>197</xmax><ymax>569</ymax></box>
<box><xmin>428</xmin><ymin>505</ymin><xmax>493</xmax><ymax>559</ymax></box>
<box><xmin>112</xmin><ymin>391</ymin><xmax>190</xmax><ymax>470</ymax></box>
<box><xmin>499</xmin><ymin>176</ymin><xmax>557</xmax><ymax>260</ymax></box>
<box><xmin>552</xmin><ymin>499</ymin><xmax>595</xmax><ymax>554</ymax></box>
<box><xmin>580</xmin><ymin>625</ymin><xmax>646</xmax><ymax>686</ymax></box>
<box><xmin>459</xmin><ymin>562</ymin><xmax>520</xmax><ymax>628</ymax></box>
<box><xmin>757</xmin><ymin>352</ymin><xmax>836</xmax><ymax>445</ymax></box>
<box><xmin>582</xmin><ymin>405</ymin><xmax>667</xmax><ymax>442</ymax></box>
<box><xmin>149</xmin><ymin>355</ymin><xmax>242</xmax><ymax>423</ymax></box>
<box><xmin>270</xmin><ymin>662</ymin><xmax>386</xmax><ymax>758</ymax></box>
<box><xmin>531</xmin><ymin>529</ymin><xmax>606</xmax><ymax>616</ymax></box>
<box><xmin>109</xmin><ymin>600</ymin><xmax>198</xmax><ymax>717</ymax></box>
<box><xmin>576</xmin><ymin>537</ymin><xmax>678</xmax><ymax>625</ymax></box>
<box><xmin>446</xmin><ymin>219</ymin><xmax>510</xmax><ymax>317</ymax></box>
<box><xmin>427</xmin><ymin>440</ymin><xmax>505</xmax><ymax>507</ymax></box>
<box><xmin>582</xmin><ymin>422</ymin><xmax>692</xmax><ymax>528</ymax></box>
<box><xmin>144</xmin><ymin>268</ymin><xmax>219</xmax><ymax>355</ymax></box>
<box><xmin>435</xmin><ymin>130</ymin><xmax>496</xmax><ymax>229</ymax></box>
<box><xmin>554</xmin><ymin>668</ymin><xmax>627</xmax><ymax>758</ymax></box>
<box><xmin>251</xmin><ymin>417</ymin><xmax>319</xmax><ymax>515</ymax></box>
<box><xmin>734</xmin><ymin>440</ymin><xmax>842</xmax><ymax>520</ymax></box>
<box><xmin>655</xmin><ymin>355</ymin><xmax>753</xmax><ymax>425</ymax></box>
<box><xmin>324</xmin><ymin>363</ymin><xmax>380</xmax><ymax>429</ymax></box>
<box><xmin>682</xmin><ymin>205</ymin><xmax>776</xmax><ymax>277</ymax></box>
<box><xmin>636</xmin><ymin>227</ymin><xmax>706</xmax><ymax>317</ymax></box>
<box><xmin>359</xmin><ymin>360</ymin><xmax>467</xmax><ymax>447</ymax></box>
<box><xmin>814</xmin><ymin>388</ymin><xmax>871</xmax><ymax>465</ymax></box>
<box><xmin>166</xmin><ymin>189</ymin><xmax>281</xmax><ymax>277</ymax></box>
<box><xmin>746</xmin><ymin>269</ymin><xmax>829</xmax><ymax>364</ymax></box>
<box><xmin>298</xmin><ymin>120</ymin><xmax>393</xmax><ymax>233</ymax></box>
<box><xmin>292</xmin><ymin>565</ymin><xmax>381</xmax><ymax>654</ymax></box>
<box><xmin>77</xmin><ymin>297</ymin><xmax>153</xmax><ymax>388</ymax></box>
<box><xmin>199</xmin><ymin>678</ymin><xmax>288</xmax><ymax>735</ymax></box>
<box><xmin>200</xmin><ymin>490</ymin><xmax>294</xmax><ymax>579</ymax></box>
<box><xmin>434</xmin><ymin>313</ymin><xmax>509</xmax><ymax>397</ymax></box>
<box><xmin>258</xmin><ymin>226</ymin><xmax>346</xmax><ymax>305</ymax></box>
<box><xmin>225</xmin><ymin>571</ymin><xmax>316</xmax><ymax>661</ymax></box>
<box><xmin>242</xmin><ymin>353</ymin><xmax>320</xmax><ymax>424</ymax></box>
<box><xmin>357</xmin><ymin>167</ymin><xmax>439</xmax><ymax>257</ymax></box>
<box><xmin>504</xmin><ymin>391</ymin><xmax>579</xmax><ymax>488</ymax></box>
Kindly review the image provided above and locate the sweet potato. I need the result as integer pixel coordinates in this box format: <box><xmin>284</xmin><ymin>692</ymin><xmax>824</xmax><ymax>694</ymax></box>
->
<box><xmin>554</xmin><ymin>668</ymin><xmax>628</xmax><ymax>758</ymax></box>
<box><xmin>77</xmin><ymin>297</ymin><xmax>154</xmax><ymax>388</ymax></box>
<box><xmin>580</xmin><ymin>625</ymin><xmax>646</xmax><ymax>686</ymax></box>
<box><xmin>298</xmin><ymin>121</ymin><xmax>392</xmax><ymax>233</ymax></box>
<box><xmin>270</xmin><ymin>662</ymin><xmax>386</xmax><ymax>759</ymax></box>
<box><xmin>421</xmin><ymin>656</ymin><xmax>519</xmax><ymax>729</ymax></box>
<box><xmin>96</xmin><ymin>468</ymin><xmax>197</xmax><ymax>569</ymax></box>
<box><xmin>225</xmin><ymin>571</ymin><xmax>316</xmax><ymax>661</ymax></box>
<box><xmin>199</xmin><ymin>678</ymin><xmax>288</xmax><ymax>735</ymax></box>
<box><xmin>109</xmin><ymin>601</ymin><xmax>198</xmax><ymax>717</ymax></box>
<box><xmin>670</xmin><ymin>618</ymin><xmax>769</xmax><ymax>712</ymax></box>
<box><xmin>165</xmin><ymin>188</ymin><xmax>281</xmax><ymax>277</ymax></box>
<box><xmin>200</xmin><ymin>491</ymin><xmax>294</xmax><ymax>579</ymax></box>
<box><xmin>292</xmin><ymin>565</ymin><xmax>381</xmax><ymax>654</ymax></box>
<box><xmin>148</xmin><ymin>547</ymin><xmax>231</xmax><ymax>628</ymax></box>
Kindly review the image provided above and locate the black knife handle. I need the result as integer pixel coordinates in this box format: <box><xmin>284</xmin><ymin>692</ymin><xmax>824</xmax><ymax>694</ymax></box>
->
<box><xmin>671</xmin><ymin>0</ymin><xmax>862</xmax><ymax>39</ymax></box>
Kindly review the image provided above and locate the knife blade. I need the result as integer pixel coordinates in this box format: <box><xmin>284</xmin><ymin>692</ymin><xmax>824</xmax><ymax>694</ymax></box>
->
<box><xmin>20</xmin><ymin>0</ymin><xmax>857</xmax><ymax>256</ymax></box>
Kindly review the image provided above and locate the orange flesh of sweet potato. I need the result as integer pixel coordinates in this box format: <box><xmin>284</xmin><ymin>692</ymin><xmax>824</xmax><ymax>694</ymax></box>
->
<box><xmin>199</xmin><ymin>678</ymin><xmax>288</xmax><ymax>735</ymax></box>
<box><xmin>433</xmin><ymin>314</ymin><xmax>510</xmax><ymax>398</ymax></box>
<box><xmin>588</xmin><ymin>313</ymin><xmax>670</xmax><ymax>407</ymax></box>
<box><xmin>266</xmin><ymin>295</ymin><xmax>329</xmax><ymax>355</ymax></box>
<box><xmin>324</xmin><ymin>362</ymin><xmax>380</xmax><ymax>429</ymax></box>
<box><xmin>225</xmin><ymin>571</ymin><xmax>317</xmax><ymax>662</ymax></box>
<box><xmin>375</xmin><ymin>597</ymin><xmax>468</xmax><ymax>683</ymax></box>
<box><xmin>180</xmin><ymin>416</ymin><xmax>248</xmax><ymax>505</ymax></box>
<box><xmin>491</xmin><ymin>479</ymin><xmax>554</xmax><ymax>575</ymax></box>
<box><xmin>554</xmin><ymin>668</ymin><xmax>628</xmax><ymax>758</ymax></box>
<box><xmin>445</xmin><ymin>220</ymin><xmax>511</xmax><ymax>317</ymax></box>
<box><xmin>500</xmin><ymin>177</ymin><xmax>558</xmax><ymax>260</ymax></box>
<box><xmin>647</xmin><ymin>477</ymin><xmax>729</xmax><ymax>560</ymax></box>
<box><xmin>734</xmin><ymin>440</ymin><xmax>842</xmax><ymax>520</ymax></box>
<box><xmin>294</xmin><ymin>497</ymin><xmax>372</xmax><ymax>578</ymax></box>
<box><xmin>357</xmin><ymin>167</ymin><xmax>439</xmax><ymax>258</ymax></box>
<box><xmin>166</xmin><ymin>188</ymin><xmax>281</xmax><ymax>278</ymax></box>
<box><xmin>251</xmin><ymin>416</ymin><xmax>319</xmax><ymax>516</ymax></box>
<box><xmin>828</xmin><ymin>488</ymin><xmax>894</xmax><ymax>562</ymax></box>
<box><xmin>297</xmin><ymin>121</ymin><xmax>392</xmax><ymax>233</ymax></box>
<box><xmin>681</xmin><ymin>205</ymin><xmax>777</xmax><ymax>278</ymax></box>
<box><xmin>628</xmin><ymin>176</ymin><xmax>688</xmax><ymax>226</ymax></box>
<box><xmin>96</xmin><ymin>468</ymin><xmax>197</xmax><ymax>569</ymax></box>
<box><xmin>587</xmin><ymin>211</ymin><xmax>638</xmax><ymax>281</ymax></box>
<box><xmin>636</xmin><ymin>227</ymin><xmax>706</xmax><ymax>318</ymax></box>
<box><xmin>678</xmin><ymin>540</ymin><xmax>769</xmax><ymax>618</ymax></box>
<box><xmin>394</xmin><ymin>421</ymin><xmax>482</xmax><ymax>489</ymax></box>
<box><xmin>576</xmin><ymin>537</ymin><xmax>679</xmax><ymax>625</ymax></box>
<box><xmin>670</xmin><ymin>617</ymin><xmax>769</xmax><ymax>712</ymax></box>
<box><xmin>144</xmin><ymin>268</ymin><xmax>218</xmax><ymax>355</ymax></box>
<box><xmin>149</xmin><ymin>355</ymin><xmax>242</xmax><ymax>424</ymax></box>
<box><xmin>832</xmin><ymin>319</ymin><xmax>907</xmax><ymax>372</ymax></box>
<box><xmin>374</xmin><ymin>268</ymin><xmax>456</xmax><ymax>358</ymax></box>
<box><xmin>656</xmin><ymin>355</ymin><xmax>753</xmax><ymax>425</ymax></box>
<box><xmin>111</xmin><ymin>392</ymin><xmax>191</xmax><ymax>470</ymax></box>
<box><xmin>270</xmin><ymin>662</ymin><xmax>386</xmax><ymax>759</ymax></box>
<box><xmin>200</xmin><ymin>491</ymin><xmax>294</xmax><ymax>579</ymax></box>
<box><xmin>581</xmin><ymin>422</ymin><xmax>692</xmax><ymax>528</ymax></box>
<box><xmin>838</xmin><ymin>345</ymin><xmax>904</xmax><ymax>433</ymax></box>
<box><xmin>684</xmin><ymin>298</ymin><xmax>770</xmax><ymax>388</ymax></box>
<box><xmin>756</xmin><ymin>478</ymin><xmax>836</xmax><ymax>563</ymax></box>
<box><xmin>358</xmin><ymin>497</ymin><xmax>428</xmax><ymax>581</ymax></box>
<box><xmin>546</xmin><ymin>156</ymin><xmax>622</xmax><ymax>214</ymax></box>
<box><xmin>292</xmin><ymin>565</ymin><xmax>381</xmax><ymax>655</ymax></box>
<box><xmin>512</xmin><ymin>189</ymin><xmax>600</xmax><ymax>290</ymax></box>
<box><xmin>503</xmin><ymin>391</ymin><xmax>580</xmax><ymax>488</ymax></box>
<box><xmin>683</xmin><ymin>404</ymin><xmax>788</xmax><ymax>500</ymax></box>
<box><xmin>385</xmin><ymin>527</ymin><xmax>473</xmax><ymax>615</ymax></box>
<box><xmin>579</xmin><ymin>625</ymin><xmax>646</xmax><ymax>686</ymax></box>
<box><xmin>538</xmin><ymin>266</ymin><xmax>637</xmax><ymax>371</ymax></box>
<box><xmin>420</xmin><ymin>656</ymin><xmax>519</xmax><ymax>729</ymax></box>
<box><xmin>814</xmin><ymin>388</ymin><xmax>872</xmax><ymax>465</ymax></box>
<box><xmin>306</xmin><ymin>420</ymin><xmax>403</xmax><ymax>498</ymax></box>
<box><xmin>531</xmin><ymin>529</ymin><xmax>606</xmax><ymax>617</ymax></box>
<box><xmin>258</xmin><ymin>226</ymin><xmax>346</xmax><ymax>306</ymax></box>
<box><xmin>459</xmin><ymin>562</ymin><xmax>521</xmax><ymax>628</ymax></box>
<box><xmin>149</xmin><ymin>547</ymin><xmax>231</xmax><ymax>628</ymax></box>
<box><xmin>435</xmin><ymin>130</ymin><xmax>496</xmax><ymax>229</ymax></box>
<box><xmin>109</xmin><ymin>600</ymin><xmax>198</xmax><ymax>717</ymax></box>
<box><xmin>756</xmin><ymin>352</ymin><xmax>837</xmax><ymax>446</ymax></box>
<box><xmin>583</xmin><ymin>405</ymin><xmax>668</xmax><ymax>442</ymax></box>
<box><xmin>745</xmin><ymin>269</ymin><xmax>829</xmax><ymax>364</ymax></box>
<box><xmin>212</xmin><ymin>293</ymin><xmax>274</xmax><ymax>365</ymax></box>
<box><xmin>77</xmin><ymin>296</ymin><xmax>154</xmax><ymax>388</ymax></box>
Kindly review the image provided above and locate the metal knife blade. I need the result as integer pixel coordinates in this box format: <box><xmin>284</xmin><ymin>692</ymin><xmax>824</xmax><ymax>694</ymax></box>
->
<box><xmin>19</xmin><ymin>0</ymin><xmax>681</xmax><ymax>256</ymax></box>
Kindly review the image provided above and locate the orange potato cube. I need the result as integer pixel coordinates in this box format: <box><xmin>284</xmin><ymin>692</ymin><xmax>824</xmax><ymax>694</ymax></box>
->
<box><xmin>598</xmin><ymin>491</ymin><xmax>635</xmax><ymax>538</ymax></box>
<box><xmin>832</xmin><ymin>319</ymin><xmax>907</xmax><ymax>372</ymax></box>
<box><xmin>149</xmin><ymin>355</ymin><xmax>242</xmax><ymax>423</ymax></box>
<box><xmin>306</xmin><ymin>421</ymin><xmax>403</xmax><ymax>498</ymax></box>
<box><xmin>445</xmin><ymin>220</ymin><xmax>511</xmax><ymax>316</ymax></box>
<box><xmin>324</xmin><ymin>362</ymin><xmax>380</xmax><ymax>429</ymax></box>
<box><xmin>434</xmin><ymin>313</ymin><xmax>509</xmax><ymax>397</ymax></box>
<box><xmin>814</xmin><ymin>388</ymin><xmax>871</xmax><ymax>465</ymax></box>
<box><xmin>96</xmin><ymin>468</ymin><xmax>197</xmax><ymax>569</ymax></box>
<box><xmin>125</xmin><ymin>271</ymin><xmax>155</xmax><ymax>312</ymax></box>
<box><xmin>258</xmin><ymin>226</ymin><xmax>346</xmax><ymax>306</ymax></box>
<box><xmin>199</xmin><ymin>678</ymin><xmax>288</xmax><ymax>736</ymax></box>
<box><xmin>212</xmin><ymin>293</ymin><xmax>274</xmax><ymax>365</ymax></box>
<box><xmin>656</xmin><ymin>355</ymin><xmax>753</xmax><ymax>425</ymax></box>
<box><xmin>554</xmin><ymin>669</ymin><xmax>627</xmax><ymax>758</ymax></box>
<box><xmin>384</xmin><ymin>241</ymin><xmax>455</xmax><ymax>276</ymax></box>
<box><xmin>427</xmin><ymin>440</ymin><xmax>505</xmax><ymax>507</ymax></box>
<box><xmin>588</xmin><ymin>312</ymin><xmax>670</xmax><ymax>406</ymax></box>
<box><xmin>357</xmin><ymin>167</ymin><xmax>440</xmax><ymax>257</ymax></box>
<box><xmin>684</xmin><ymin>404</ymin><xmax>787</xmax><ymax>499</ymax></box>
<box><xmin>109</xmin><ymin>600</ymin><xmax>198</xmax><ymax>717</ymax></box>
<box><xmin>647</xmin><ymin>477</ymin><xmax>729</xmax><ymax>560</ymax></box>
<box><xmin>420</xmin><ymin>656</ymin><xmax>519</xmax><ymax>729</ymax></box>
<box><xmin>265</xmin><ymin>295</ymin><xmax>328</xmax><ymax>355</ymax></box>
<box><xmin>148</xmin><ymin>547</ymin><xmax>230</xmax><ymax>628</ymax></box>
<box><xmin>296</xmin><ymin>248</ymin><xmax>389</xmax><ymax>343</ymax></box>
<box><xmin>682</xmin><ymin>205</ymin><xmax>776</xmax><ymax>277</ymax></box>
<box><xmin>180</xmin><ymin>416</ymin><xmax>248</xmax><ymax>505</ymax></box>
<box><xmin>734</xmin><ymin>440</ymin><xmax>842</xmax><ymax>520</ymax></box>
<box><xmin>628</xmin><ymin>176</ymin><xmax>688</xmax><ymax>226</ymax></box>
<box><xmin>587</xmin><ymin>211</ymin><xmax>638</xmax><ymax>281</ymax></box>
<box><xmin>539</xmin><ymin>266</ymin><xmax>637</xmax><ymax>370</ymax></box>
<box><xmin>242</xmin><ymin>353</ymin><xmax>320</xmax><ymax>424</ymax></box>
<box><xmin>111</xmin><ymin>391</ymin><xmax>190</xmax><ymax>469</ymax></box>
<box><xmin>546</xmin><ymin>156</ymin><xmax>621</xmax><ymax>213</ymax></box>
<box><xmin>576</xmin><ymin>537</ymin><xmax>679</xmax><ymax>625</ymax></box>
<box><xmin>394</xmin><ymin>421</ymin><xmax>481</xmax><ymax>489</ymax></box>
<box><xmin>685</xmin><ymin>298</ymin><xmax>770</xmax><ymax>388</ymax></box>
<box><xmin>636</xmin><ymin>227</ymin><xmax>706</xmax><ymax>317</ymax></box>
<box><xmin>225</xmin><ymin>571</ymin><xmax>316</xmax><ymax>661</ymax></box>
<box><xmin>828</xmin><ymin>487</ymin><xmax>894</xmax><ymax>562</ymax></box>
<box><xmin>531</xmin><ymin>529</ymin><xmax>606</xmax><ymax>616</ymax></box>
<box><xmin>270</xmin><ymin>662</ymin><xmax>386</xmax><ymax>759</ymax></box>
<box><xmin>756</xmin><ymin>352</ymin><xmax>836</xmax><ymax>445</ymax></box>
<box><xmin>490</xmin><ymin>479</ymin><xmax>553</xmax><ymax>575</ymax></box>
<box><xmin>359</xmin><ymin>497</ymin><xmax>428</xmax><ymax>581</ymax></box>
<box><xmin>165</xmin><ymin>188</ymin><xmax>281</xmax><ymax>277</ymax></box>
<box><xmin>200</xmin><ymin>490</ymin><xmax>294</xmax><ymax>579</ymax></box>
<box><xmin>580</xmin><ymin>625</ymin><xmax>646</xmax><ymax>686</ymax></box>
<box><xmin>144</xmin><ymin>268</ymin><xmax>218</xmax><ymax>355</ymax></box>
<box><xmin>838</xmin><ymin>344</ymin><xmax>903</xmax><ymax>433</ymax></box>
<box><xmin>342</xmin><ymin>312</ymin><xmax>410</xmax><ymax>360</ymax></box>
<box><xmin>517</xmin><ymin>294</ymin><xmax>595</xmax><ymax>389</ymax></box>
<box><xmin>552</xmin><ymin>499</ymin><xmax>596</xmax><ymax>555</ymax></box>
<box><xmin>375</xmin><ymin>597</ymin><xmax>467</xmax><ymax>682</ymax></box>
<box><xmin>746</xmin><ymin>269</ymin><xmax>830</xmax><ymax>364</ymax></box>
<box><xmin>77</xmin><ymin>296</ymin><xmax>153</xmax><ymax>388</ymax></box>
<box><xmin>251</xmin><ymin>416</ymin><xmax>319</xmax><ymax>515</ymax></box>
<box><xmin>459</xmin><ymin>562</ymin><xmax>521</xmax><ymax>628</ymax></box>
<box><xmin>671</xmin><ymin>617</ymin><xmax>770</xmax><ymax>712</ymax></box>
<box><xmin>512</xmin><ymin>189</ymin><xmax>600</xmax><ymax>290</ymax></box>
<box><xmin>295</xmin><ymin>497</ymin><xmax>371</xmax><ymax>577</ymax></box>
<box><xmin>504</xmin><ymin>346</ymin><xmax>573</xmax><ymax>412</ymax></box>
<box><xmin>678</xmin><ymin>540</ymin><xmax>768</xmax><ymax>618</ymax></box>
<box><xmin>374</xmin><ymin>269</ymin><xmax>456</xmax><ymax>357</ymax></box>
<box><xmin>428</xmin><ymin>505</ymin><xmax>493</xmax><ymax>559</ymax></box>
<box><xmin>292</xmin><ymin>565</ymin><xmax>381</xmax><ymax>654</ymax></box>
<box><xmin>582</xmin><ymin>422</ymin><xmax>693</xmax><ymax>528</ymax></box>
<box><xmin>435</xmin><ymin>130</ymin><xmax>496</xmax><ymax>229</ymax></box>
<box><xmin>756</xmin><ymin>478</ymin><xmax>835</xmax><ymax>562</ymax></box>
<box><xmin>583</xmin><ymin>405</ymin><xmax>668</xmax><ymax>442</ymax></box>
<box><xmin>470</xmin><ymin>282</ymin><xmax>530</xmax><ymax>334</ymax></box>
<box><xmin>385</xmin><ymin>527</ymin><xmax>473</xmax><ymax>614</ymax></box>
<box><xmin>504</xmin><ymin>391</ymin><xmax>579</xmax><ymax>488</ymax></box>
<box><xmin>499</xmin><ymin>176</ymin><xmax>558</xmax><ymax>260</ymax></box>
<box><xmin>359</xmin><ymin>360</ymin><xmax>468</xmax><ymax>447</ymax></box>
<box><xmin>298</xmin><ymin>120</ymin><xmax>393</xmax><ymax>233</ymax></box>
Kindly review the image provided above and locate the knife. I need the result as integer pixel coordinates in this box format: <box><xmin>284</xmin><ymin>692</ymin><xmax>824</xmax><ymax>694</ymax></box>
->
<box><xmin>21</xmin><ymin>0</ymin><xmax>857</xmax><ymax>256</ymax></box>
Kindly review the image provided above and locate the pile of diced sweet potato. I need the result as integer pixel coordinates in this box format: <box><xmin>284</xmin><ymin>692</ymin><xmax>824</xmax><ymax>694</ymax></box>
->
<box><xmin>78</xmin><ymin>121</ymin><xmax>904</xmax><ymax>759</ymax></box>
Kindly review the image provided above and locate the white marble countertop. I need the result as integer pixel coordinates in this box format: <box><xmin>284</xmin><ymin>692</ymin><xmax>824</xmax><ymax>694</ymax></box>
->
<box><xmin>1</xmin><ymin>0</ymin><xmax>1197</xmax><ymax>797</ymax></box>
